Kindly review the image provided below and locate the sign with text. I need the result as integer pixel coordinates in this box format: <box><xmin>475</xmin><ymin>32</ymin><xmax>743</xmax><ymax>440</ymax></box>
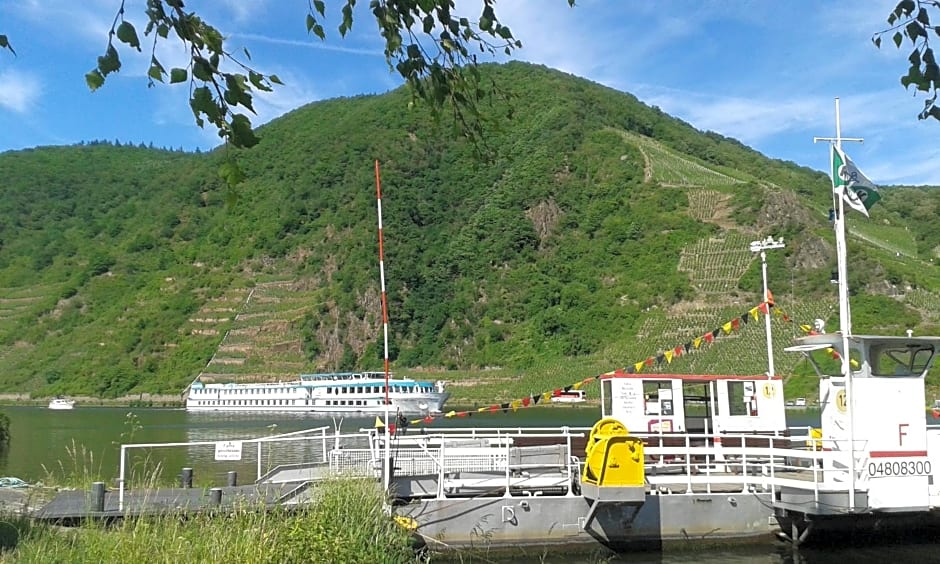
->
<box><xmin>214</xmin><ymin>440</ymin><xmax>243</xmax><ymax>461</ymax></box>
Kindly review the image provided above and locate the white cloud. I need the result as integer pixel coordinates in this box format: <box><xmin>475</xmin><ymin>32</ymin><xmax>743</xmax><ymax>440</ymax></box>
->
<box><xmin>0</xmin><ymin>69</ymin><xmax>42</xmax><ymax>113</ymax></box>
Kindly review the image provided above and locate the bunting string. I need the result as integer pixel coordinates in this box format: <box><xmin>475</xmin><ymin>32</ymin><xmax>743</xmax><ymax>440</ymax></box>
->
<box><xmin>406</xmin><ymin>297</ymin><xmax>778</xmax><ymax>426</ymax></box>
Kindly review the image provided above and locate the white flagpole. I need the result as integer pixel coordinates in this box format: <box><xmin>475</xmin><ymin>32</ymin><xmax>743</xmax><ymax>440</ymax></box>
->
<box><xmin>815</xmin><ymin>97</ymin><xmax>861</xmax><ymax>511</ymax></box>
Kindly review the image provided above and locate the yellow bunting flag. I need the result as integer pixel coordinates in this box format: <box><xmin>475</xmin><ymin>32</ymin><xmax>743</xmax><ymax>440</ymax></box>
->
<box><xmin>634</xmin><ymin>361</ymin><xmax>644</xmax><ymax>373</ymax></box>
<box><xmin>693</xmin><ymin>337</ymin><xmax>703</xmax><ymax>349</ymax></box>
<box><xmin>664</xmin><ymin>350</ymin><xmax>674</xmax><ymax>363</ymax></box>
<box><xmin>511</xmin><ymin>399</ymin><xmax>522</xmax><ymax>412</ymax></box>
<box><xmin>722</xmin><ymin>321</ymin><xmax>733</xmax><ymax>334</ymax></box>
<box><xmin>750</xmin><ymin>307</ymin><xmax>760</xmax><ymax>321</ymax></box>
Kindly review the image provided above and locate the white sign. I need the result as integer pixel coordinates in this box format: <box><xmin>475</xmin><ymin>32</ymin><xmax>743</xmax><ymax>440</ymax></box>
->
<box><xmin>214</xmin><ymin>440</ymin><xmax>243</xmax><ymax>461</ymax></box>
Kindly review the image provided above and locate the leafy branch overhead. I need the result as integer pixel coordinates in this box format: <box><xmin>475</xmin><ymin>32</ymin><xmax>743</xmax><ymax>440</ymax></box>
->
<box><xmin>874</xmin><ymin>0</ymin><xmax>940</xmax><ymax>121</ymax></box>
<box><xmin>87</xmin><ymin>0</ymin><xmax>575</xmax><ymax>151</ymax></box>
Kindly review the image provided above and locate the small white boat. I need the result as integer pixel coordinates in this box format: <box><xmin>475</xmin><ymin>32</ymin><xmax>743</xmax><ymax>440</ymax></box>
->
<box><xmin>47</xmin><ymin>397</ymin><xmax>75</xmax><ymax>410</ymax></box>
<box><xmin>550</xmin><ymin>389</ymin><xmax>586</xmax><ymax>404</ymax></box>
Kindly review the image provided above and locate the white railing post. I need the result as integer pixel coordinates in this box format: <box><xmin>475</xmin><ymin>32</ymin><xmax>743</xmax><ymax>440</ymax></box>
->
<box><xmin>118</xmin><ymin>445</ymin><xmax>127</xmax><ymax>511</ymax></box>
<box><xmin>437</xmin><ymin>441</ymin><xmax>446</xmax><ymax>499</ymax></box>
<box><xmin>257</xmin><ymin>440</ymin><xmax>262</xmax><ymax>481</ymax></box>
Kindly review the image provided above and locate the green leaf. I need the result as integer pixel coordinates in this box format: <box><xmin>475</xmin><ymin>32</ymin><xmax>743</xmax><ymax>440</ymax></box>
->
<box><xmin>97</xmin><ymin>45</ymin><xmax>121</xmax><ymax>76</ymax></box>
<box><xmin>218</xmin><ymin>159</ymin><xmax>245</xmax><ymax>187</ymax></box>
<box><xmin>313</xmin><ymin>0</ymin><xmax>326</xmax><ymax>16</ymax></box>
<box><xmin>306</xmin><ymin>14</ymin><xmax>316</xmax><ymax>32</ymax></box>
<box><xmin>917</xmin><ymin>7</ymin><xmax>931</xmax><ymax>25</ymax></box>
<box><xmin>148</xmin><ymin>64</ymin><xmax>165</xmax><ymax>83</ymax></box>
<box><xmin>894</xmin><ymin>31</ymin><xmax>904</xmax><ymax>47</ymax></box>
<box><xmin>170</xmin><ymin>68</ymin><xmax>188</xmax><ymax>84</ymax></box>
<box><xmin>873</xmin><ymin>35</ymin><xmax>882</xmax><ymax>49</ymax></box>
<box><xmin>85</xmin><ymin>70</ymin><xmax>105</xmax><ymax>91</ymax></box>
<box><xmin>116</xmin><ymin>21</ymin><xmax>141</xmax><ymax>51</ymax></box>
<box><xmin>230</xmin><ymin>114</ymin><xmax>260</xmax><ymax>148</ymax></box>
<box><xmin>190</xmin><ymin>86</ymin><xmax>220</xmax><ymax>123</ymax></box>
<box><xmin>192</xmin><ymin>58</ymin><xmax>213</xmax><ymax>82</ymax></box>
<box><xmin>906</xmin><ymin>21</ymin><xmax>925</xmax><ymax>39</ymax></box>
<box><xmin>0</xmin><ymin>34</ymin><xmax>14</xmax><ymax>55</ymax></box>
<box><xmin>269</xmin><ymin>74</ymin><xmax>283</xmax><ymax>85</ymax></box>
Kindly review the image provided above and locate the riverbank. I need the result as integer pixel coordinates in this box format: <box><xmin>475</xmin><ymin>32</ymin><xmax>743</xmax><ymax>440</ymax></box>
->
<box><xmin>0</xmin><ymin>394</ymin><xmax>183</xmax><ymax>408</ymax></box>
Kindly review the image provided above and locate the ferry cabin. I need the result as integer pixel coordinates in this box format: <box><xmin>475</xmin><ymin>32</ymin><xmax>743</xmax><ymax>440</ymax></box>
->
<box><xmin>598</xmin><ymin>371</ymin><xmax>786</xmax><ymax>436</ymax></box>
<box><xmin>785</xmin><ymin>333</ymin><xmax>940</xmax><ymax>510</ymax></box>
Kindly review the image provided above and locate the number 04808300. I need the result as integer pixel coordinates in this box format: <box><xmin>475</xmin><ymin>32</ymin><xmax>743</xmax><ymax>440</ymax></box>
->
<box><xmin>867</xmin><ymin>459</ymin><xmax>931</xmax><ymax>478</ymax></box>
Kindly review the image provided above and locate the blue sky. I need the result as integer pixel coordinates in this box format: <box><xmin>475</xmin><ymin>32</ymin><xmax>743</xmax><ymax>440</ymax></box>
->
<box><xmin>1</xmin><ymin>1</ymin><xmax>937</xmax><ymax>185</ymax></box>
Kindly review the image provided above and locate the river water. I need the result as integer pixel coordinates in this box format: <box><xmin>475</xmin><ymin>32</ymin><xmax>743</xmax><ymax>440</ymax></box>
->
<box><xmin>3</xmin><ymin>406</ymin><xmax>938</xmax><ymax>563</ymax></box>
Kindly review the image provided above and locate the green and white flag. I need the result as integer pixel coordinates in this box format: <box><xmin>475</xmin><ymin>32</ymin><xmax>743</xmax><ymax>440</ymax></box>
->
<box><xmin>831</xmin><ymin>144</ymin><xmax>881</xmax><ymax>217</ymax></box>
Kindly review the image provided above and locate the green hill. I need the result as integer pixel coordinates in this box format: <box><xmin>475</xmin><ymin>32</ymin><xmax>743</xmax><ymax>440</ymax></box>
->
<box><xmin>2</xmin><ymin>62</ymin><xmax>940</xmax><ymax>401</ymax></box>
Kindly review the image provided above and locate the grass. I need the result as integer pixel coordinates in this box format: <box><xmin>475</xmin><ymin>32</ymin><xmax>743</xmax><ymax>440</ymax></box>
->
<box><xmin>0</xmin><ymin>479</ymin><xmax>417</xmax><ymax>564</ymax></box>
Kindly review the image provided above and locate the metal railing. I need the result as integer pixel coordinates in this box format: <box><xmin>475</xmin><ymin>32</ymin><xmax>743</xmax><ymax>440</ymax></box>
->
<box><xmin>117</xmin><ymin>425</ymin><xmax>333</xmax><ymax>511</ymax></box>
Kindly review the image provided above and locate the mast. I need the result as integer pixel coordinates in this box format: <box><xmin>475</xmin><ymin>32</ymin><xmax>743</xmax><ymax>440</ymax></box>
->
<box><xmin>374</xmin><ymin>159</ymin><xmax>391</xmax><ymax>491</ymax></box>
<box><xmin>813</xmin><ymin>97</ymin><xmax>862</xmax><ymax>510</ymax></box>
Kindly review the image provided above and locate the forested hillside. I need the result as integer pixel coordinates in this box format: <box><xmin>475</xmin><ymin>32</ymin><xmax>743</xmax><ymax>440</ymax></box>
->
<box><xmin>1</xmin><ymin>62</ymin><xmax>939</xmax><ymax>398</ymax></box>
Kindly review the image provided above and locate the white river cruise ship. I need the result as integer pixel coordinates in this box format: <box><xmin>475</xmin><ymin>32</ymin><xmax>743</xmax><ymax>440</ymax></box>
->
<box><xmin>185</xmin><ymin>371</ymin><xmax>448</xmax><ymax>415</ymax></box>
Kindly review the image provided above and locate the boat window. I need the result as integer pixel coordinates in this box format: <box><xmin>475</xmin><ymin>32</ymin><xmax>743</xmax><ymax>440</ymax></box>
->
<box><xmin>871</xmin><ymin>344</ymin><xmax>935</xmax><ymax>377</ymax></box>
<box><xmin>643</xmin><ymin>380</ymin><xmax>672</xmax><ymax>415</ymax></box>
<box><xmin>727</xmin><ymin>381</ymin><xmax>758</xmax><ymax>416</ymax></box>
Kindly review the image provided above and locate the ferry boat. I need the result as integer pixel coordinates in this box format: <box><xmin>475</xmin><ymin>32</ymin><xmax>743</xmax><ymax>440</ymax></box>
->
<box><xmin>47</xmin><ymin>397</ymin><xmax>75</xmax><ymax>410</ymax></box>
<box><xmin>184</xmin><ymin>371</ymin><xmax>448</xmax><ymax>415</ymax></box>
<box><xmin>550</xmin><ymin>389</ymin><xmax>586</xmax><ymax>404</ymax></box>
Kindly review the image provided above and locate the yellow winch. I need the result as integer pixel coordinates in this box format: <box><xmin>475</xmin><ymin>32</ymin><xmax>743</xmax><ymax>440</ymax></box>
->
<box><xmin>582</xmin><ymin>417</ymin><xmax>645</xmax><ymax>487</ymax></box>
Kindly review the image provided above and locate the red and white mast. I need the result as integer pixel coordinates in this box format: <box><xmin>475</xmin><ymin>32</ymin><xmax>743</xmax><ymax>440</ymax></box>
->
<box><xmin>374</xmin><ymin>160</ymin><xmax>391</xmax><ymax>409</ymax></box>
<box><xmin>374</xmin><ymin>159</ymin><xmax>393</xmax><ymax>491</ymax></box>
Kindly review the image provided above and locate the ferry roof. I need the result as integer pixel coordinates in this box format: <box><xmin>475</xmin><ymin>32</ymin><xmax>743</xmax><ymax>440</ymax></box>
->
<box><xmin>598</xmin><ymin>371</ymin><xmax>779</xmax><ymax>381</ymax></box>
<box><xmin>785</xmin><ymin>333</ymin><xmax>940</xmax><ymax>352</ymax></box>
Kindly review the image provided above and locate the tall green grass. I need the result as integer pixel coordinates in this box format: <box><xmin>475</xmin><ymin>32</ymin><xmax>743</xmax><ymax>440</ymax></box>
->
<box><xmin>2</xmin><ymin>479</ymin><xmax>417</xmax><ymax>563</ymax></box>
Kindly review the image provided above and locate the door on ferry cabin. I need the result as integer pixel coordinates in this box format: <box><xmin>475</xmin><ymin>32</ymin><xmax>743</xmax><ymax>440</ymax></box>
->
<box><xmin>682</xmin><ymin>380</ymin><xmax>715</xmax><ymax>434</ymax></box>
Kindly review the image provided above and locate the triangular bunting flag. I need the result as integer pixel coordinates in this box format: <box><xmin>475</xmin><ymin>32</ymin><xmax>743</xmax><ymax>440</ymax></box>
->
<box><xmin>731</xmin><ymin>318</ymin><xmax>740</xmax><ymax>330</ymax></box>
<box><xmin>704</xmin><ymin>332</ymin><xmax>714</xmax><ymax>344</ymax></box>
<box><xmin>655</xmin><ymin>353</ymin><xmax>665</xmax><ymax>365</ymax></box>
<box><xmin>740</xmin><ymin>313</ymin><xmax>749</xmax><ymax>324</ymax></box>
<box><xmin>664</xmin><ymin>350</ymin><xmax>674</xmax><ymax>363</ymax></box>
<box><xmin>722</xmin><ymin>321</ymin><xmax>733</xmax><ymax>334</ymax></box>
<box><xmin>645</xmin><ymin>357</ymin><xmax>655</xmax><ymax>367</ymax></box>
<box><xmin>711</xmin><ymin>328</ymin><xmax>720</xmax><ymax>338</ymax></box>
<box><xmin>750</xmin><ymin>307</ymin><xmax>760</xmax><ymax>321</ymax></box>
<box><xmin>674</xmin><ymin>345</ymin><xmax>683</xmax><ymax>357</ymax></box>
<box><xmin>522</xmin><ymin>396</ymin><xmax>531</xmax><ymax>407</ymax></box>
<box><xmin>766</xmin><ymin>289</ymin><xmax>775</xmax><ymax>305</ymax></box>
<box><xmin>758</xmin><ymin>303</ymin><xmax>769</xmax><ymax>315</ymax></box>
